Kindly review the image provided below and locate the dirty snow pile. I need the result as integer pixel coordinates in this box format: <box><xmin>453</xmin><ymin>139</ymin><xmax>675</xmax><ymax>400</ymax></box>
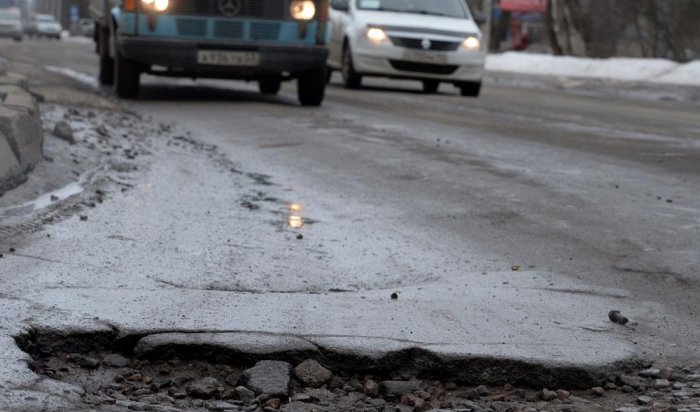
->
<box><xmin>486</xmin><ymin>52</ymin><xmax>700</xmax><ymax>87</ymax></box>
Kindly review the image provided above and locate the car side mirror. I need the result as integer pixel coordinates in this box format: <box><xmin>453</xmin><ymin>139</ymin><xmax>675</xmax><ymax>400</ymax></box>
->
<box><xmin>331</xmin><ymin>0</ymin><xmax>350</xmax><ymax>12</ymax></box>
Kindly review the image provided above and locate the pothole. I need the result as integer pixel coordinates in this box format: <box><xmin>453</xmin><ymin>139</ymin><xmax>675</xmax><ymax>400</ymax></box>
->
<box><xmin>13</xmin><ymin>329</ymin><xmax>700</xmax><ymax>412</ymax></box>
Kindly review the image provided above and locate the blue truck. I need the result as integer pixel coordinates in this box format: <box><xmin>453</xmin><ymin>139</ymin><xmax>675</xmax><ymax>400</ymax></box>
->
<box><xmin>89</xmin><ymin>0</ymin><xmax>330</xmax><ymax>105</ymax></box>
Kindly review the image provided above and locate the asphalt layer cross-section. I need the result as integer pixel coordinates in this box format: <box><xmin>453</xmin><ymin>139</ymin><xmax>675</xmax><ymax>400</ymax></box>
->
<box><xmin>0</xmin><ymin>38</ymin><xmax>699</xmax><ymax>408</ymax></box>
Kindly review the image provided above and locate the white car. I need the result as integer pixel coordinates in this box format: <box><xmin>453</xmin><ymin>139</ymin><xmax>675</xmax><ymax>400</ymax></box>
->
<box><xmin>327</xmin><ymin>0</ymin><xmax>486</xmax><ymax>96</ymax></box>
<box><xmin>0</xmin><ymin>8</ymin><xmax>23</xmax><ymax>42</ymax></box>
<box><xmin>35</xmin><ymin>14</ymin><xmax>62</xmax><ymax>39</ymax></box>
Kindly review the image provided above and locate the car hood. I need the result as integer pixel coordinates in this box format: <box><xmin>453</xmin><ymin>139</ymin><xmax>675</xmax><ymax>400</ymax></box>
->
<box><xmin>354</xmin><ymin>10</ymin><xmax>481</xmax><ymax>35</ymax></box>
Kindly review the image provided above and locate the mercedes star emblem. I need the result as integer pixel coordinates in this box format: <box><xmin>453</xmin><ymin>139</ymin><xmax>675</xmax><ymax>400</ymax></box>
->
<box><xmin>218</xmin><ymin>0</ymin><xmax>242</xmax><ymax>17</ymax></box>
<box><xmin>421</xmin><ymin>38</ymin><xmax>432</xmax><ymax>50</ymax></box>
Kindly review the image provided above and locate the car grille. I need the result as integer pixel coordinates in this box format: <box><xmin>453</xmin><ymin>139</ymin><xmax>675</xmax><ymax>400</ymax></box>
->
<box><xmin>390</xmin><ymin>37</ymin><xmax>461</xmax><ymax>51</ymax></box>
<box><xmin>389</xmin><ymin>60</ymin><xmax>459</xmax><ymax>75</ymax></box>
<box><xmin>167</xmin><ymin>0</ymin><xmax>288</xmax><ymax>20</ymax></box>
<box><xmin>213</xmin><ymin>20</ymin><xmax>244</xmax><ymax>39</ymax></box>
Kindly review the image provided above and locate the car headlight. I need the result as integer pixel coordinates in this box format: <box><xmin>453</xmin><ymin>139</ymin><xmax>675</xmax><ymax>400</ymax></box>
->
<box><xmin>290</xmin><ymin>0</ymin><xmax>316</xmax><ymax>20</ymax></box>
<box><xmin>462</xmin><ymin>36</ymin><xmax>481</xmax><ymax>51</ymax></box>
<box><xmin>366</xmin><ymin>27</ymin><xmax>388</xmax><ymax>45</ymax></box>
<box><xmin>142</xmin><ymin>0</ymin><xmax>169</xmax><ymax>12</ymax></box>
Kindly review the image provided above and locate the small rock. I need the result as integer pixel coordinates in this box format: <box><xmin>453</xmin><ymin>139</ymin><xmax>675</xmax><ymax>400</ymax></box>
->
<box><xmin>653</xmin><ymin>379</ymin><xmax>671</xmax><ymax>389</ymax></box>
<box><xmin>80</xmin><ymin>215</ymin><xmax>88</xmax><ymax>221</ymax></box>
<box><xmin>103</xmin><ymin>354</ymin><xmax>130</xmax><ymax>368</ymax></box>
<box><xmin>364</xmin><ymin>379</ymin><xmax>380</xmax><ymax>398</ymax></box>
<box><xmin>382</xmin><ymin>380</ymin><xmax>422</xmax><ymax>397</ymax></box>
<box><xmin>609</xmin><ymin>310</ymin><xmax>629</xmax><ymax>325</ymax></box>
<box><xmin>96</xmin><ymin>124</ymin><xmax>110</xmax><ymax>137</ymax></box>
<box><xmin>186</xmin><ymin>377</ymin><xmax>221</xmax><ymax>399</ymax></box>
<box><xmin>615</xmin><ymin>408</ymin><xmax>641</xmax><ymax>412</ymax></box>
<box><xmin>391</xmin><ymin>292</ymin><xmax>399</xmax><ymax>300</ymax></box>
<box><xmin>639</xmin><ymin>368</ymin><xmax>661</xmax><ymax>378</ymax></box>
<box><xmin>414</xmin><ymin>389</ymin><xmax>431</xmax><ymax>400</ymax></box>
<box><xmin>75</xmin><ymin>356</ymin><xmax>100</xmax><ymax>369</ymax></box>
<box><xmin>620</xmin><ymin>375</ymin><xmax>647</xmax><ymax>388</ymax></box>
<box><xmin>590</xmin><ymin>387</ymin><xmax>605</xmax><ymax>397</ymax></box>
<box><xmin>53</xmin><ymin>121</ymin><xmax>76</xmax><ymax>144</ymax></box>
<box><xmin>242</xmin><ymin>360</ymin><xmax>292</xmax><ymax>398</ymax></box>
<box><xmin>541</xmin><ymin>389</ymin><xmax>558</xmax><ymax>401</ymax></box>
<box><xmin>294</xmin><ymin>359</ymin><xmax>333</xmax><ymax>388</ymax></box>
<box><xmin>265</xmin><ymin>398</ymin><xmax>281</xmax><ymax>409</ymax></box>
<box><xmin>637</xmin><ymin>395</ymin><xmax>653</xmax><ymax>405</ymax></box>
<box><xmin>208</xmin><ymin>400</ymin><xmax>238</xmax><ymax>411</ymax></box>
<box><xmin>476</xmin><ymin>385</ymin><xmax>489</xmax><ymax>396</ymax></box>
<box><xmin>234</xmin><ymin>385</ymin><xmax>256</xmax><ymax>402</ymax></box>
<box><xmin>557</xmin><ymin>389</ymin><xmax>570</xmax><ymax>399</ymax></box>
<box><xmin>622</xmin><ymin>385</ymin><xmax>634</xmax><ymax>393</ymax></box>
<box><xmin>445</xmin><ymin>382</ymin><xmax>457</xmax><ymax>390</ymax></box>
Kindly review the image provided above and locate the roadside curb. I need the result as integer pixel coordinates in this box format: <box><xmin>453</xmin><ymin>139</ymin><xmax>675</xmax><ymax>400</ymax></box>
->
<box><xmin>0</xmin><ymin>72</ymin><xmax>43</xmax><ymax>197</ymax></box>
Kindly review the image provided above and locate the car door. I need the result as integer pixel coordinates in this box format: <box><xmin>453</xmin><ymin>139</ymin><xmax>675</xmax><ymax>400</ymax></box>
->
<box><xmin>328</xmin><ymin>0</ymin><xmax>352</xmax><ymax>69</ymax></box>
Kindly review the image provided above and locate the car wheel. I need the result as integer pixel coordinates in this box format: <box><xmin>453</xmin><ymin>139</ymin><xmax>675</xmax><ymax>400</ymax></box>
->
<box><xmin>114</xmin><ymin>40</ymin><xmax>141</xmax><ymax>98</ymax></box>
<box><xmin>259</xmin><ymin>77</ymin><xmax>282</xmax><ymax>95</ymax></box>
<box><xmin>297</xmin><ymin>67</ymin><xmax>326</xmax><ymax>107</ymax></box>
<box><xmin>458</xmin><ymin>81</ymin><xmax>482</xmax><ymax>98</ymax></box>
<box><xmin>341</xmin><ymin>45</ymin><xmax>362</xmax><ymax>89</ymax></box>
<box><xmin>422</xmin><ymin>80</ymin><xmax>439</xmax><ymax>94</ymax></box>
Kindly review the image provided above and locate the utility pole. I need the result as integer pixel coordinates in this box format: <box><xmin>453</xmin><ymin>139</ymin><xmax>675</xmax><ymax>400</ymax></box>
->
<box><xmin>482</xmin><ymin>0</ymin><xmax>493</xmax><ymax>52</ymax></box>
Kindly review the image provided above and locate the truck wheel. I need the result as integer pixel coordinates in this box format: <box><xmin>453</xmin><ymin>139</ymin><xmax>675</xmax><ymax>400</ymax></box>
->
<box><xmin>458</xmin><ymin>81</ymin><xmax>482</xmax><ymax>98</ymax></box>
<box><xmin>341</xmin><ymin>46</ymin><xmax>362</xmax><ymax>89</ymax></box>
<box><xmin>297</xmin><ymin>68</ymin><xmax>326</xmax><ymax>107</ymax></box>
<box><xmin>114</xmin><ymin>44</ymin><xmax>141</xmax><ymax>98</ymax></box>
<box><xmin>259</xmin><ymin>77</ymin><xmax>282</xmax><ymax>95</ymax></box>
<box><xmin>422</xmin><ymin>80</ymin><xmax>439</xmax><ymax>94</ymax></box>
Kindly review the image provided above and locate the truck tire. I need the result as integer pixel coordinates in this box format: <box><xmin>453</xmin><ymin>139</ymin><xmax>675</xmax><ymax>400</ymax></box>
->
<box><xmin>458</xmin><ymin>81</ymin><xmax>482</xmax><ymax>98</ymax></box>
<box><xmin>297</xmin><ymin>68</ymin><xmax>326</xmax><ymax>107</ymax></box>
<box><xmin>97</xmin><ymin>27</ymin><xmax>114</xmax><ymax>86</ymax></box>
<box><xmin>259</xmin><ymin>77</ymin><xmax>282</xmax><ymax>95</ymax></box>
<box><xmin>114</xmin><ymin>43</ymin><xmax>141</xmax><ymax>98</ymax></box>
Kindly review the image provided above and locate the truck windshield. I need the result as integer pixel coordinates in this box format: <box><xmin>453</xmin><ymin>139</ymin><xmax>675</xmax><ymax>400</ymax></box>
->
<box><xmin>356</xmin><ymin>0</ymin><xmax>469</xmax><ymax>18</ymax></box>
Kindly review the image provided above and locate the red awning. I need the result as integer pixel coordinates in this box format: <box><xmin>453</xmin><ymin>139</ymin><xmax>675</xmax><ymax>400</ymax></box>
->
<box><xmin>500</xmin><ymin>0</ymin><xmax>547</xmax><ymax>13</ymax></box>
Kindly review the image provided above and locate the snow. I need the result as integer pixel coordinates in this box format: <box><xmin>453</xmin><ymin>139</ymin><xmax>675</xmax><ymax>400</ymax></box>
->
<box><xmin>486</xmin><ymin>52</ymin><xmax>700</xmax><ymax>87</ymax></box>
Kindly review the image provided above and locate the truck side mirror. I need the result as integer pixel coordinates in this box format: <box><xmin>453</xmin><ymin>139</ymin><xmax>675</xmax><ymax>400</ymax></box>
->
<box><xmin>331</xmin><ymin>0</ymin><xmax>350</xmax><ymax>12</ymax></box>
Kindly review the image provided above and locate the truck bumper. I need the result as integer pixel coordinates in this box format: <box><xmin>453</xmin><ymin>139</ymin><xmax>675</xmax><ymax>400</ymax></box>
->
<box><xmin>118</xmin><ymin>37</ymin><xmax>328</xmax><ymax>77</ymax></box>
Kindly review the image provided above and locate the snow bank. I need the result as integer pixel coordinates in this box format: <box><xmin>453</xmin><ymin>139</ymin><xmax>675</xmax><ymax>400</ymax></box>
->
<box><xmin>486</xmin><ymin>52</ymin><xmax>699</xmax><ymax>86</ymax></box>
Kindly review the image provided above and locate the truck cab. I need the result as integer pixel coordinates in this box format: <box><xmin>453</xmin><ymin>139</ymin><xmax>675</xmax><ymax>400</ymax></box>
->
<box><xmin>91</xmin><ymin>0</ymin><xmax>330</xmax><ymax>106</ymax></box>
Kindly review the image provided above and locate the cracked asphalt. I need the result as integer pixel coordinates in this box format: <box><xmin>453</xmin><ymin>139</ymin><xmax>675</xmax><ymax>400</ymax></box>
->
<box><xmin>0</xmin><ymin>38</ymin><xmax>699</xmax><ymax>410</ymax></box>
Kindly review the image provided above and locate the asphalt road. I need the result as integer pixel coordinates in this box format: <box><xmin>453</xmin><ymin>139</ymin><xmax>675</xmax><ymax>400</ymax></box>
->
<box><xmin>1</xmin><ymin>37</ymin><xmax>699</xmax><ymax>395</ymax></box>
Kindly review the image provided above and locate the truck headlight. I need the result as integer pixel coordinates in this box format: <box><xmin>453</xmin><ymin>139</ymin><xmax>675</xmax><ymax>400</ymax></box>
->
<box><xmin>462</xmin><ymin>36</ymin><xmax>481</xmax><ymax>51</ymax></box>
<box><xmin>290</xmin><ymin>0</ymin><xmax>316</xmax><ymax>20</ymax></box>
<box><xmin>366</xmin><ymin>27</ymin><xmax>388</xmax><ymax>45</ymax></box>
<box><xmin>142</xmin><ymin>0</ymin><xmax>169</xmax><ymax>12</ymax></box>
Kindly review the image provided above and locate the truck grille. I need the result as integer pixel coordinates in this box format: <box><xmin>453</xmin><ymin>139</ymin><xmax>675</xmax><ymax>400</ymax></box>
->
<box><xmin>176</xmin><ymin>18</ymin><xmax>207</xmax><ymax>37</ymax></box>
<box><xmin>167</xmin><ymin>0</ymin><xmax>287</xmax><ymax>20</ymax></box>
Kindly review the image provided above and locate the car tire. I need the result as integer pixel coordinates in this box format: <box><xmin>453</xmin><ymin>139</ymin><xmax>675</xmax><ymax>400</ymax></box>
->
<box><xmin>114</xmin><ymin>40</ymin><xmax>141</xmax><ymax>99</ymax></box>
<box><xmin>341</xmin><ymin>45</ymin><xmax>362</xmax><ymax>89</ymax></box>
<box><xmin>297</xmin><ymin>67</ymin><xmax>326</xmax><ymax>107</ymax></box>
<box><xmin>422</xmin><ymin>80</ymin><xmax>439</xmax><ymax>94</ymax></box>
<box><xmin>458</xmin><ymin>81</ymin><xmax>482</xmax><ymax>97</ymax></box>
<box><xmin>259</xmin><ymin>77</ymin><xmax>282</xmax><ymax>95</ymax></box>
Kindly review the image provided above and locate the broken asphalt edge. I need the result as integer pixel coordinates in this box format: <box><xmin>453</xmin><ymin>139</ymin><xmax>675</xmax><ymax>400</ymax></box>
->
<box><xmin>13</xmin><ymin>326</ymin><xmax>648</xmax><ymax>390</ymax></box>
<box><xmin>0</xmin><ymin>72</ymin><xmax>43</xmax><ymax>197</ymax></box>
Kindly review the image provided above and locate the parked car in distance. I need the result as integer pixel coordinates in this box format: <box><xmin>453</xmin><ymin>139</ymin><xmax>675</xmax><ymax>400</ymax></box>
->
<box><xmin>77</xmin><ymin>18</ymin><xmax>94</xmax><ymax>38</ymax></box>
<box><xmin>0</xmin><ymin>8</ymin><xmax>23</xmax><ymax>42</ymax></box>
<box><xmin>327</xmin><ymin>0</ymin><xmax>486</xmax><ymax>96</ymax></box>
<box><xmin>32</xmin><ymin>14</ymin><xmax>62</xmax><ymax>39</ymax></box>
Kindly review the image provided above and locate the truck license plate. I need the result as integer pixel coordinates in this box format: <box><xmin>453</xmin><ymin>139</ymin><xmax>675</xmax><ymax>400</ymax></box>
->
<box><xmin>402</xmin><ymin>50</ymin><xmax>448</xmax><ymax>65</ymax></box>
<box><xmin>197</xmin><ymin>51</ymin><xmax>260</xmax><ymax>66</ymax></box>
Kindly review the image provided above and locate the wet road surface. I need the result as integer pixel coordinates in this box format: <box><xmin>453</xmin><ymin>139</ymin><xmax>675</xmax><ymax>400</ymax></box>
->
<box><xmin>1</xmin><ymin>37</ymin><xmax>699</xmax><ymax>390</ymax></box>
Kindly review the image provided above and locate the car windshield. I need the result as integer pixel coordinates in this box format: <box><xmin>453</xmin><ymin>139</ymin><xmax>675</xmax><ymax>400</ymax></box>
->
<box><xmin>38</xmin><ymin>16</ymin><xmax>56</xmax><ymax>23</ymax></box>
<box><xmin>356</xmin><ymin>0</ymin><xmax>469</xmax><ymax>18</ymax></box>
